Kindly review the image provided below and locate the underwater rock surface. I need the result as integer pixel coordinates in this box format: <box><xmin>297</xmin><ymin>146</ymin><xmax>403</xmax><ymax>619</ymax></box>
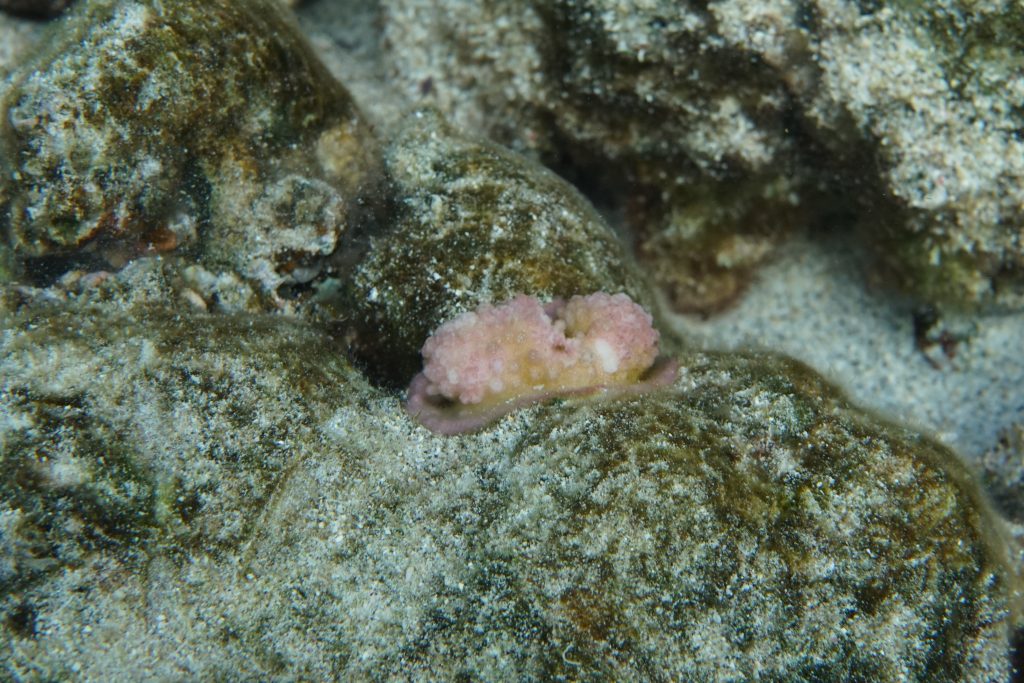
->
<box><xmin>384</xmin><ymin>0</ymin><xmax>808</xmax><ymax>314</ymax></box>
<box><xmin>1</xmin><ymin>279</ymin><xmax>1018</xmax><ymax>681</ymax></box>
<box><xmin>0</xmin><ymin>0</ymin><xmax>1021</xmax><ymax>679</ymax></box>
<box><xmin>0</xmin><ymin>0</ymin><xmax>381</xmax><ymax>300</ymax></box>
<box><xmin>382</xmin><ymin>0</ymin><xmax>1024</xmax><ymax>311</ymax></box>
<box><xmin>345</xmin><ymin>110</ymin><xmax>655</xmax><ymax>383</ymax></box>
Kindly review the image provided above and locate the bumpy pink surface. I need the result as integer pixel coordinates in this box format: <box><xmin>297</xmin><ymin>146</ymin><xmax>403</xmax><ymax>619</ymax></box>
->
<box><xmin>406</xmin><ymin>292</ymin><xmax>674</xmax><ymax>434</ymax></box>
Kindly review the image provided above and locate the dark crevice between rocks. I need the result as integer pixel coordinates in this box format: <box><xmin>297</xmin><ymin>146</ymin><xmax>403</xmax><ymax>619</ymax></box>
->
<box><xmin>3</xmin><ymin>601</ymin><xmax>38</xmax><ymax>639</ymax></box>
<box><xmin>14</xmin><ymin>251</ymin><xmax>109</xmax><ymax>287</ymax></box>
<box><xmin>1012</xmin><ymin>627</ymin><xmax>1024</xmax><ymax>682</ymax></box>
<box><xmin>0</xmin><ymin>0</ymin><xmax>74</xmax><ymax>20</ymax></box>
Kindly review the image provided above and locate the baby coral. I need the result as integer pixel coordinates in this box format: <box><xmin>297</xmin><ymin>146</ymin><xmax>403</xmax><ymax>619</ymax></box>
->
<box><xmin>406</xmin><ymin>292</ymin><xmax>677</xmax><ymax>434</ymax></box>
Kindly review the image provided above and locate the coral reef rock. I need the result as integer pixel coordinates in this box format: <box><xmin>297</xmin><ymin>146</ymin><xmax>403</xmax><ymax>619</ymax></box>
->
<box><xmin>380</xmin><ymin>0</ymin><xmax>813</xmax><ymax>314</ymax></box>
<box><xmin>0</xmin><ymin>0</ymin><xmax>381</xmax><ymax>300</ymax></box>
<box><xmin>0</xmin><ymin>279</ymin><xmax>1019</xmax><ymax>680</ymax></box>
<box><xmin>381</xmin><ymin>0</ymin><xmax>1024</xmax><ymax>311</ymax></box>
<box><xmin>0</xmin><ymin>1</ymin><xmax>1021</xmax><ymax>679</ymax></box>
<box><xmin>344</xmin><ymin>109</ymin><xmax>654</xmax><ymax>383</ymax></box>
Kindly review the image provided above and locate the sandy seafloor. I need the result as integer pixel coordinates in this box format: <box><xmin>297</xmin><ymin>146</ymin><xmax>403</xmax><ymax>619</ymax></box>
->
<box><xmin>671</xmin><ymin>232</ymin><xmax>1024</xmax><ymax>466</ymax></box>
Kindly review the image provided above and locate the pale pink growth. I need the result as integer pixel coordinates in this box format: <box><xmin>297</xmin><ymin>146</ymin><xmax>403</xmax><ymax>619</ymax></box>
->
<box><xmin>406</xmin><ymin>292</ymin><xmax>676</xmax><ymax>434</ymax></box>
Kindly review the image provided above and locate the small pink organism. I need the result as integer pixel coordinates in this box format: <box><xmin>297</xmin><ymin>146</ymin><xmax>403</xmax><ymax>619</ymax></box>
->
<box><xmin>406</xmin><ymin>292</ymin><xmax>678</xmax><ymax>434</ymax></box>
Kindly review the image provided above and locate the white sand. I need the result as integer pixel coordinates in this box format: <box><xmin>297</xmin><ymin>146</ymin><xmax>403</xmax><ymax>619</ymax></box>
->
<box><xmin>670</xmin><ymin>232</ymin><xmax>1024</xmax><ymax>463</ymax></box>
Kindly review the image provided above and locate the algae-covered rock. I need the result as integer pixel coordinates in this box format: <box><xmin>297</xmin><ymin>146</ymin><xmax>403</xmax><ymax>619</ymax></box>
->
<box><xmin>0</xmin><ymin>0</ymin><xmax>381</xmax><ymax>300</ymax></box>
<box><xmin>797</xmin><ymin>0</ymin><xmax>1024</xmax><ymax>309</ymax></box>
<box><xmin>1</xmin><ymin>282</ymin><xmax>1019</xmax><ymax>680</ymax></box>
<box><xmin>0</xmin><ymin>243</ymin><xmax>12</xmax><ymax>284</ymax></box>
<box><xmin>381</xmin><ymin>0</ymin><xmax>813</xmax><ymax>313</ymax></box>
<box><xmin>0</xmin><ymin>290</ymin><xmax>369</xmax><ymax>580</ymax></box>
<box><xmin>0</xmin><ymin>0</ymin><xmax>301</xmax><ymax>18</ymax></box>
<box><xmin>344</xmin><ymin>109</ymin><xmax>655</xmax><ymax>383</ymax></box>
<box><xmin>381</xmin><ymin>0</ymin><xmax>1024</xmax><ymax>311</ymax></box>
<box><xmin>383</xmin><ymin>0</ymin><xmax>797</xmax><ymax>175</ymax></box>
<box><xmin>505</xmin><ymin>353</ymin><xmax>1020</xmax><ymax>680</ymax></box>
<box><xmin>634</xmin><ymin>173</ymin><xmax>807</xmax><ymax>313</ymax></box>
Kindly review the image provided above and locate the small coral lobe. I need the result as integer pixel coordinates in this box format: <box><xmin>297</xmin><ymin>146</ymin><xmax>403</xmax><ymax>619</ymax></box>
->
<box><xmin>406</xmin><ymin>292</ymin><xmax>677</xmax><ymax>434</ymax></box>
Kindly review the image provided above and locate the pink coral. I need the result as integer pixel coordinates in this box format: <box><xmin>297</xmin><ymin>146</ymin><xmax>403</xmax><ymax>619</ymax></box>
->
<box><xmin>406</xmin><ymin>292</ymin><xmax>677</xmax><ymax>434</ymax></box>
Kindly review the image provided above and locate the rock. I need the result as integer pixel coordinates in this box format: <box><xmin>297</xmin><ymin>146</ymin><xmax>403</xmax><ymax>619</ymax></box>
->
<box><xmin>982</xmin><ymin>424</ymin><xmax>1024</xmax><ymax>524</ymax></box>
<box><xmin>380</xmin><ymin>0</ymin><xmax>1024</xmax><ymax>311</ymax></box>
<box><xmin>380</xmin><ymin>0</ymin><xmax>814</xmax><ymax>313</ymax></box>
<box><xmin>634</xmin><ymin>174</ymin><xmax>808</xmax><ymax>314</ymax></box>
<box><xmin>798</xmin><ymin>1</ymin><xmax>1024</xmax><ymax>309</ymax></box>
<box><xmin>493</xmin><ymin>352</ymin><xmax>1021</xmax><ymax>680</ymax></box>
<box><xmin>0</xmin><ymin>0</ymin><xmax>382</xmax><ymax>302</ymax></box>
<box><xmin>344</xmin><ymin>109</ymin><xmax>655</xmax><ymax>384</ymax></box>
<box><xmin>0</xmin><ymin>2</ymin><xmax>1019</xmax><ymax>677</ymax></box>
<box><xmin>0</xmin><ymin>287</ymin><xmax>1018</xmax><ymax>680</ymax></box>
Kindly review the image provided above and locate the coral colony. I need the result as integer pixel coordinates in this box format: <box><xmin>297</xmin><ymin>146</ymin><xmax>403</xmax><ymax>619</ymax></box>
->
<box><xmin>406</xmin><ymin>292</ymin><xmax>678</xmax><ymax>434</ymax></box>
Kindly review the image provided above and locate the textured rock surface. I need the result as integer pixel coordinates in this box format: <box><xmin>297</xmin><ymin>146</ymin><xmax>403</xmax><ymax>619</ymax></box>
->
<box><xmin>382</xmin><ymin>0</ymin><xmax>812</xmax><ymax>314</ymax></box>
<box><xmin>0</xmin><ymin>0</ymin><xmax>381</xmax><ymax>301</ymax></box>
<box><xmin>1</xmin><ymin>280</ymin><xmax>1018</xmax><ymax>680</ymax></box>
<box><xmin>0</xmin><ymin>0</ymin><xmax>1021</xmax><ymax>679</ymax></box>
<box><xmin>381</xmin><ymin>0</ymin><xmax>1024</xmax><ymax>311</ymax></box>
<box><xmin>344</xmin><ymin>109</ymin><xmax>655</xmax><ymax>383</ymax></box>
<box><xmin>794</xmin><ymin>0</ymin><xmax>1024</xmax><ymax>309</ymax></box>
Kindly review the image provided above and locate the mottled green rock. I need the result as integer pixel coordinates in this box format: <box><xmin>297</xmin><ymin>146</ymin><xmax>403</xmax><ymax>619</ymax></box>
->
<box><xmin>344</xmin><ymin>109</ymin><xmax>655</xmax><ymax>383</ymax></box>
<box><xmin>504</xmin><ymin>354</ymin><xmax>1020</xmax><ymax>680</ymax></box>
<box><xmin>381</xmin><ymin>0</ymin><xmax>1024</xmax><ymax>310</ymax></box>
<box><xmin>0</xmin><ymin>242</ymin><xmax>12</xmax><ymax>284</ymax></box>
<box><xmin>0</xmin><ymin>293</ymin><xmax>365</xmax><ymax>564</ymax></box>
<box><xmin>384</xmin><ymin>1</ymin><xmax>797</xmax><ymax>175</ymax></box>
<box><xmin>0</xmin><ymin>0</ymin><xmax>381</xmax><ymax>299</ymax></box>
<box><xmin>635</xmin><ymin>173</ymin><xmax>807</xmax><ymax>314</ymax></box>
<box><xmin>381</xmin><ymin>0</ymin><xmax>814</xmax><ymax>313</ymax></box>
<box><xmin>1</xmin><ymin>281</ymin><xmax>1018</xmax><ymax>680</ymax></box>
<box><xmin>795</xmin><ymin>0</ymin><xmax>1024</xmax><ymax>309</ymax></box>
